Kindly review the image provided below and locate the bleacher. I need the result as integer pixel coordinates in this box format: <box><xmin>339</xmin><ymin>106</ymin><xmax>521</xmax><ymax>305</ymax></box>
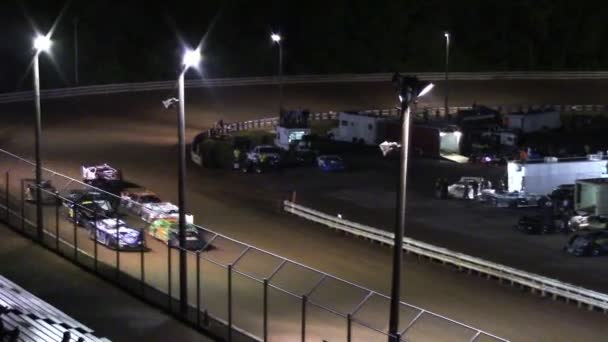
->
<box><xmin>0</xmin><ymin>276</ymin><xmax>110</xmax><ymax>342</ymax></box>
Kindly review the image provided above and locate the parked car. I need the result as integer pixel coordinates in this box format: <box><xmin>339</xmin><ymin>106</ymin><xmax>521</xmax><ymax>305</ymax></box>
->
<box><xmin>565</xmin><ymin>231</ymin><xmax>608</xmax><ymax>256</ymax></box>
<box><xmin>120</xmin><ymin>189</ymin><xmax>162</xmax><ymax>215</ymax></box>
<box><xmin>478</xmin><ymin>190</ymin><xmax>546</xmax><ymax>208</ymax></box>
<box><xmin>23</xmin><ymin>179</ymin><xmax>59</xmax><ymax>205</ymax></box>
<box><xmin>242</xmin><ymin>145</ymin><xmax>282</xmax><ymax>173</ymax></box>
<box><xmin>63</xmin><ymin>190</ymin><xmax>116</xmax><ymax>226</ymax></box>
<box><xmin>86</xmin><ymin>218</ymin><xmax>145</xmax><ymax>250</ymax></box>
<box><xmin>316</xmin><ymin>155</ymin><xmax>346</xmax><ymax>172</ymax></box>
<box><xmin>139</xmin><ymin>202</ymin><xmax>180</xmax><ymax>223</ymax></box>
<box><xmin>515</xmin><ymin>215</ymin><xmax>560</xmax><ymax>234</ymax></box>
<box><xmin>82</xmin><ymin>163</ymin><xmax>121</xmax><ymax>185</ymax></box>
<box><xmin>568</xmin><ymin>213</ymin><xmax>608</xmax><ymax>231</ymax></box>
<box><xmin>447</xmin><ymin>177</ymin><xmax>485</xmax><ymax>199</ymax></box>
<box><xmin>147</xmin><ymin>218</ymin><xmax>206</xmax><ymax>251</ymax></box>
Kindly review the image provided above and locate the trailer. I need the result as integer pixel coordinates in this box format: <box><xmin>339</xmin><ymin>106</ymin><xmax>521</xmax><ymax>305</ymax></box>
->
<box><xmin>575</xmin><ymin>178</ymin><xmax>608</xmax><ymax>216</ymax></box>
<box><xmin>505</xmin><ymin>110</ymin><xmax>561</xmax><ymax>133</ymax></box>
<box><xmin>508</xmin><ymin>156</ymin><xmax>608</xmax><ymax>195</ymax></box>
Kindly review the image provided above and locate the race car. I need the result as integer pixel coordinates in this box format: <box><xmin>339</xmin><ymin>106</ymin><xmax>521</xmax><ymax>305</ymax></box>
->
<box><xmin>139</xmin><ymin>202</ymin><xmax>180</xmax><ymax>223</ymax></box>
<box><xmin>64</xmin><ymin>190</ymin><xmax>116</xmax><ymax>226</ymax></box>
<box><xmin>568</xmin><ymin>213</ymin><xmax>608</xmax><ymax>232</ymax></box>
<box><xmin>120</xmin><ymin>189</ymin><xmax>162</xmax><ymax>215</ymax></box>
<box><xmin>242</xmin><ymin>145</ymin><xmax>282</xmax><ymax>173</ymax></box>
<box><xmin>86</xmin><ymin>218</ymin><xmax>145</xmax><ymax>250</ymax></box>
<box><xmin>478</xmin><ymin>189</ymin><xmax>546</xmax><ymax>208</ymax></box>
<box><xmin>147</xmin><ymin>217</ymin><xmax>206</xmax><ymax>251</ymax></box>
<box><xmin>316</xmin><ymin>155</ymin><xmax>346</xmax><ymax>172</ymax></box>
<box><xmin>23</xmin><ymin>179</ymin><xmax>60</xmax><ymax>205</ymax></box>
<box><xmin>82</xmin><ymin>163</ymin><xmax>121</xmax><ymax>185</ymax></box>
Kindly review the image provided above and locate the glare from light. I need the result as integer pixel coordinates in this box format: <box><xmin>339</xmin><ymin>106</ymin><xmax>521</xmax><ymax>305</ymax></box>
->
<box><xmin>454</xmin><ymin>131</ymin><xmax>462</xmax><ymax>138</ymax></box>
<box><xmin>398</xmin><ymin>95</ymin><xmax>403</xmax><ymax>103</ymax></box>
<box><xmin>417</xmin><ymin>83</ymin><xmax>434</xmax><ymax>98</ymax></box>
<box><xmin>444</xmin><ymin>32</ymin><xmax>450</xmax><ymax>39</ymax></box>
<box><xmin>271</xmin><ymin>33</ymin><xmax>282</xmax><ymax>43</ymax></box>
<box><xmin>439</xmin><ymin>132</ymin><xmax>447</xmax><ymax>137</ymax></box>
<box><xmin>183</xmin><ymin>48</ymin><xmax>201</xmax><ymax>68</ymax></box>
<box><xmin>34</xmin><ymin>35</ymin><xmax>51</xmax><ymax>52</ymax></box>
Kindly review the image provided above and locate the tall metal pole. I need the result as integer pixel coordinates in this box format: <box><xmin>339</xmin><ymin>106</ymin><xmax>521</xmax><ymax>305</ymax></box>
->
<box><xmin>278</xmin><ymin>42</ymin><xmax>283</xmax><ymax>115</ymax></box>
<box><xmin>177</xmin><ymin>71</ymin><xmax>188</xmax><ymax>315</ymax></box>
<box><xmin>73</xmin><ymin>18</ymin><xmax>79</xmax><ymax>85</ymax></box>
<box><xmin>388</xmin><ymin>101</ymin><xmax>411</xmax><ymax>342</ymax></box>
<box><xmin>33</xmin><ymin>53</ymin><xmax>43</xmax><ymax>241</ymax></box>
<box><xmin>444</xmin><ymin>32</ymin><xmax>450</xmax><ymax>117</ymax></box>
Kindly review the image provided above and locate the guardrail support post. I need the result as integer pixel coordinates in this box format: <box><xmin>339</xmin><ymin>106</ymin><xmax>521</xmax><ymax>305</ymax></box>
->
<box><xmin>227</xmin><ymin>264</ymin><xmax>233</xmax><ymax>342</ymax></box>
<box><xmin>263</xmin><ymin>278</ymin><xmax>269</xmax><ymax>342</ymax></box>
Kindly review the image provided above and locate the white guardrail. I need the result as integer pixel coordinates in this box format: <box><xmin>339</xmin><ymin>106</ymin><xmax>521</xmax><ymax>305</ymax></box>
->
<box><xmin>283</xmin><ymin>200</ymin><xmax>608</xmax><ymax>313</ymax></box>
<box><xmin>3</xmin><ymin>71</ymin><xmax>608</xmax><ymax>104</ymax></box>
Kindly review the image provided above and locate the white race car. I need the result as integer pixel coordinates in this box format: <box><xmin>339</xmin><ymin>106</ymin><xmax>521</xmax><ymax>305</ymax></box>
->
<box><xmin>568</xmin><ymin>213</ymin><xmax>608</xmax><ymax>231</ymax></box>
<box><xmin>139</xmin><ymin>202</ymin><xmax>179</xmax><ymax>223</ymax></box>
<box><xmin>82</xmin><ymin>163</ymin><xmax>121</xmax><ymax>184</ymax></box>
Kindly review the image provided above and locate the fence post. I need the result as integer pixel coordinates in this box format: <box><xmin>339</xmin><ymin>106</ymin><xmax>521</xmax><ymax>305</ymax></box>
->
<box><xmin>168</xmin><ymin>243</ymin><xmax>172</xmax><ymax>311</ymax></box>
<box><xmin>347</xmin><ymin>313</ymin><xmax>352</xmax><ymax>342</ymax></box>
<box><xmin>4</xmin><ymin>171</ymin><xmax>8</xmax><ymax>223</ymax></box>
<box><xmin>227</xmin><ymin>264</ymin><xmax>233</xmax><ymax>342</ymax></box>
<box><xmin>263</xmin><ymin>278</ymin><xmax>268</xmax><ymax>342</ymax></box>
<box><xmin>93</xmin><ymin>212</ymin><xmax>98</xmax><ymax>272</ymax></box>
<box><xmin>73</xmin><ymin>207</ymin><xmax>78</xmax><ymax>261</ymax></box>
<box><xmin>301</xmin><ymin>295</ymin><xmax>307</xmax><ymax>342</ymax></box>
<box><xmin>115</xmin><ymin>216</ymin><xmax>120</xmax><ymax>280</ymax></box>
<box><xmin>54</xmin><ymin>191</ymin><xmax>59</xmax><ymax>251</ymax></box>
<box><xmin>196</xmin><ymin>250</ymin><xmax>201</xmax><ymax>327</ymax></box>
<box><xmin>140</xmin><ymin>228</ymin><xmax>145</xmax><ymax>296</ymax></box>
<box><xmin>20</xmin><ymin>179</ymin><xmax>24</xmax><ymax>231</ymax></box>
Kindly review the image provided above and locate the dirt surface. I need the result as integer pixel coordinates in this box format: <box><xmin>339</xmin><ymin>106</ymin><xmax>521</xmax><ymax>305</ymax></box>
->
<box><xmin>1</xmin><ymin>80</ymin><xmax>608</xmax><ymax>341</ymax></box>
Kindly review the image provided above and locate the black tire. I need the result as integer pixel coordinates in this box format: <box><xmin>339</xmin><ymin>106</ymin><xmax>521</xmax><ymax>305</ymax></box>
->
<box><xmin>508</xmin><ymin>201</ymin><xmax>517</xmax><ymax>209</ymax></box>
<box><xmin>591</xmin><ymin>245</ymin><xmax>601</xmax><ymax>257</ymax></box>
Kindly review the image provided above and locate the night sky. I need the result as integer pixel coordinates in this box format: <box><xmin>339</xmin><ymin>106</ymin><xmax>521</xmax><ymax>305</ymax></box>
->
<box><xmin>2</xmin><ymin>1</ymin><xmax>608</xmax><ymax>92</ymax></box>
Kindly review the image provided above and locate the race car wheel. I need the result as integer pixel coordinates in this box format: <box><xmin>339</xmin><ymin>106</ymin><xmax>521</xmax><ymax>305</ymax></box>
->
<box><xmin>591</xmin><ymin>245</ymin><xmax>601</xmax><ymax>257</ymax></box>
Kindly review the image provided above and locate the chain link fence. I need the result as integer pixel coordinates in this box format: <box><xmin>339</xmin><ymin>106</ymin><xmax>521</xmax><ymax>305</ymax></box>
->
<box><xmin>0</xmin><ymin>148</ymin><xmax>507</xmax><ymax>342</ymax></box>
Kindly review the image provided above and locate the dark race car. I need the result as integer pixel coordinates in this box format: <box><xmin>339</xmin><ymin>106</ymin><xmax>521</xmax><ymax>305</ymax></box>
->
<box><xmin>87</xmin><ymin>218</ymin><xmax>145</xmax><ymax>250</ymax></box>
<box><xmin>63</xmin><ymin>190</ymin><xmax>116</xmax><ymax>226</ymax></box>
<box><xmin>515</xmin><ymin>215</ymin><xmax>560</xmax><ymax>234</ymax></box>
<box><xmin>23</xmin><ymin>179</ymin><xmax>60</xmax><ymax>205</ymax></box>
<box><xmin>565</xmin><ymin>231</ymin><xmax>608</xmax><ymax>257</ymax></box>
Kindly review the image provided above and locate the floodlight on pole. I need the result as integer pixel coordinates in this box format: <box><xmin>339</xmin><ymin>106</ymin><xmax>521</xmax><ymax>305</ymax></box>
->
<box><xmin>271</xmin><ymin>32</ymin><xmax>284</xmax><ymax>115</ymax></box>
<box><xmin>271</xmin><ymin>33</ymin><xmax>282</xmax><ymax>43</ymax></box>
<box><xmin>34</xmin><ymin>35</ymin><xmax>52</xmax><ymax>53</ymax></box>
<box><xmin>418</xmin><ymin>83</ymin><xmax>435</xmax><ymax>98</ymax></box>
<box><xmin>183</xmin><ymin>48</ymin><xmax>201</xmax><ymax>69</ymax></box>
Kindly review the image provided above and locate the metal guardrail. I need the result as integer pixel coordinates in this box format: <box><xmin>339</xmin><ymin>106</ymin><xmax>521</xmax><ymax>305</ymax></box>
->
<box><xmin>283</xmin><ymin>200</ymin><xmax>608</xmax><ymax>313</ymax></box>
<box><xmin>3</xmin><ymin>71</ymin><xmax>608</xmax><ymax>104</ymax></box>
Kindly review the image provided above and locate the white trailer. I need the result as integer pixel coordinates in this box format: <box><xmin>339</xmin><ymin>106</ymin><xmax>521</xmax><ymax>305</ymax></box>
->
<box><xmin>508</xmin><ymin>157</ymin><xmax>608</xmax><ymax>195</ymax></box>
<box><xmin>505</xmin><ymin>111</ymin><xmax>561</xmax><ymax>133</ymax></box>
<box><xmin>329</xmin><ymin>112</ymin><xmax>389</xmax><ymax>145</ymax></box>
<box><xmin>575</xmin><ymin>178</ymin><xmax>608</xmax><ymax>216</ymax></box>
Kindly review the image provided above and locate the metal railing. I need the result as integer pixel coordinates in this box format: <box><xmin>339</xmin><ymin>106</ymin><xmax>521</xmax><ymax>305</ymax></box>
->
<box><xmin>3</xmin><ymin>71</ymin><xmax>608</xmax><ymax>104</ymax></box>
<box><xmin>0</xmin><ymin>148</ymin><xmax>508</xmax><ymax>342</ymax></box>
<box><xmin>283</xmin><ymin>201</ymin><xmax>608</xmax><ymax>313</ymax></box>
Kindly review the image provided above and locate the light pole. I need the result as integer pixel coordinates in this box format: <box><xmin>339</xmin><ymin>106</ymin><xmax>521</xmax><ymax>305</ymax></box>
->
<box><xmin>388</xmin><ymin>74</ymin><xmax>433</xmax><ymax>342</ymax></box>
<box><xmin>444</xmin><ymin>31</ymin><xmax>450</xmax><ymax>117</ymax></box>
<box><xmin>271</xmin><ymin>33</ymin><xmax>283</xmax><ymax>115</ymax></box>
<box><xmin>73</xmin><ymin>17</ymin><xmax>79</xmax><ymax>85</ymax></box>
<box><xmin>33</xmin><ymin>34</ymin><xmax>51</xmax><ymax>242</ymax></box>
<box><xmin>168</xmin><ymin>47</ymin><xmax>201</xmax><ymax>316</ymax></box>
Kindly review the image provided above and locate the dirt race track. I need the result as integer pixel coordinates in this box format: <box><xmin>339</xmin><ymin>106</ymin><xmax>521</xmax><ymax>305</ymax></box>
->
<box><xmin>1</xmin><ymin>80</ymin><xmax>608</xmax><ymax>341</ymax></box>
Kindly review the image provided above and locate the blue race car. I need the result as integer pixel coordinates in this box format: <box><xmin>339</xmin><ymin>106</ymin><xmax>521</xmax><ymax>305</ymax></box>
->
<box><xmin>316</xmin><ymin>155</ymin><xmax>346</xmax><ymax>172</ymax></box>
<box><xmin>87</xmin><ymin>218</ymin><xmax>145</xmax><ymax>250</ymax></box>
